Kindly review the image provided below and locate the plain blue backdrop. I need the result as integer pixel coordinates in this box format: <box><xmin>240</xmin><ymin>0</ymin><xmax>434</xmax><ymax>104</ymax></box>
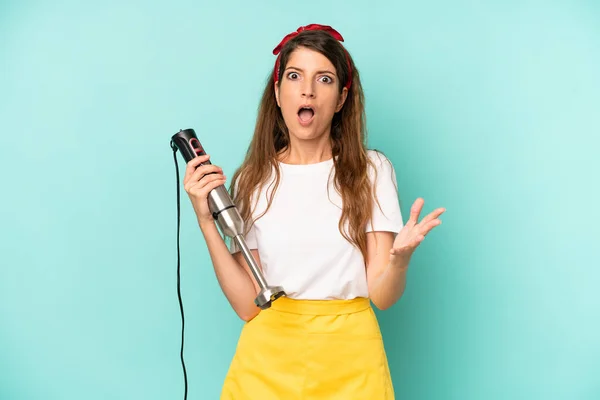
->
<box><xmin>1</xmin><ymin>1</ymin><xmax>599</xmax><ymax>399</ymax></box>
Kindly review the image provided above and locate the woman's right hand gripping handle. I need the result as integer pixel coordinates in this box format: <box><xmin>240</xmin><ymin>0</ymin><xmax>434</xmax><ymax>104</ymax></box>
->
<box><xmin>183</xmin><ymin>154</ymin><xmax>227</xmax><ymax>226</ymax></box>
<box><xmin>182</xmin><ymin>154</ymin><xmax>261</xmax><ymax>322</ymax></box>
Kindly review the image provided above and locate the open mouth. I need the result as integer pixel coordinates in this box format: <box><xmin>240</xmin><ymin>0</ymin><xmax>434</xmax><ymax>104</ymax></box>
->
<box><xmin>297</xmin><ymin>106</ymin><xmax>315</xmax><ymax>124</ymax></box>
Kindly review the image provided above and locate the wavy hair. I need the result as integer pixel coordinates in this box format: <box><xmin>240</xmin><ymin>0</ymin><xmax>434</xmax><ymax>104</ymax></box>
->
<box><xmin>228</xmin><ymin>30</ymin><xmax>385</xmax><ymax>261</ymax></box>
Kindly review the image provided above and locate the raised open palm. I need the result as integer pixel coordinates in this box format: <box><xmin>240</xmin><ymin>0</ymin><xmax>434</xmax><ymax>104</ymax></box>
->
<box><xmin>390</xmin><ymin>198</ymin><xmax>446</xmax><ymax>264</ymax></box>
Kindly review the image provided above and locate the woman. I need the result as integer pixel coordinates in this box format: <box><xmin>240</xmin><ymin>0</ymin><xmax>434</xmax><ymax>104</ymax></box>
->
<box><xmin>183</xmin><ymin>24</ymin><xmax>445</xmax><ymax>400</ymax></box>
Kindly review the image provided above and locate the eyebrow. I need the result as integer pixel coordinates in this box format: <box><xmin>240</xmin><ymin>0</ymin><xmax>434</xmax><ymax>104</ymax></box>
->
<box><xmin>285</xmin><ymin>66</ymin><xmax>337</xmax><ymax>76</ymax></box>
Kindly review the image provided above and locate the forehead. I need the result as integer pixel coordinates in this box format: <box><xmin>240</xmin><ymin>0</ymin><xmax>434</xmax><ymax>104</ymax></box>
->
<box><xmin>285</xmin><ymin>46</ymin><xmax>337</xmax><ymax>74</ymax></box>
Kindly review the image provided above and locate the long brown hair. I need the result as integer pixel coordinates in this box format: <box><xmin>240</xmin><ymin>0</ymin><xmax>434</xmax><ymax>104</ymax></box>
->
<box><xmin>228</xmin><ymin>30</ymin><xmax>385</xmax><ymax>261</ymax></box>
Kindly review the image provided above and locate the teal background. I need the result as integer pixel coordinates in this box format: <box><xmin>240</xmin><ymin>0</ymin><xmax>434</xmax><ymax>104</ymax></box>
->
<box><xmin>1</xmin><ymin>0</ymin><xmax>598</xmax><ymax>399</ymax></box>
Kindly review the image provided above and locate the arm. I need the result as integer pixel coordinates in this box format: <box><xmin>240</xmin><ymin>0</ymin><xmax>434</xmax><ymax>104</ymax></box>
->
<box><xmin>182</xmin><ymin>154</ymin><xmax>262</xmax><ymax>321</ymax></box>
<box><xmin>199</xmin><ymin>219</ymin><xmax>262</xmax><ymax>322</ymax></box>
<box><xmin>366</xmin><ymin>198</ymin><xmax>446</xmax><ymax>310</ymax></box>
<box><xmin>365</xmin><ymin>231</ymin><xmax>408</xmax><ymax>310</ymax></box>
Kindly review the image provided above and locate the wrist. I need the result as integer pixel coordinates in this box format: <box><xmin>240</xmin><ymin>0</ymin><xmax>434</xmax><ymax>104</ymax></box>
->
<box><xmin>198</xmin><ymin>218</ymin><xmax>216</xmax><ymax>232</ymax></box>
<box><xmin>389</xmin><ymin>255</ymin><xmax>410</xmax><ymax>272</ymax></box>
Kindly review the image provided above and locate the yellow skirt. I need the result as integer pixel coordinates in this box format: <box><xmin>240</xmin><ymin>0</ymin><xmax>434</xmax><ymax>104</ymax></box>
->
<box><xmin>220</xmin><ymin>296</ymin><xmax>394</xmax><ymax>399</ymax></box>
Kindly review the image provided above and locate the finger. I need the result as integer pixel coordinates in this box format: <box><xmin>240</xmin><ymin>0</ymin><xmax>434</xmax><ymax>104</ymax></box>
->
<box><xmin>408</xmin><ymin>198</ymin><xmax>424</xmax><ymax>225</ymax></box>
<box><xmin>418</xmin><ymin>207</ymin><xmax>446</xmax><ymax>227</ymax></box>
<box><xmin>184</xmin><ymin>154</ymin><xmax>211</xmax><ymax>182</ymax></box>
<box><xmin>185</xmin><ymin>154</ymin><xmax>210</xmax><ymax>171</ymax></box>
<box><xmin>418</xmin><ymin>218</ymin><xmax>442</xmax><ymax>236</ymax></box>
<box><xmin>192</xmin><ymin>174</ymin><xmax>227</xmax><ymax>196</ymax></box>
<box><xmin>187</xmin><ymin>172</ymin><xmax>226</xmax><ymax>193</ymax></box>
<box><xmin>188</xmin><ymin>164</ymin><xmax>223</xmax><ymax>185</ymax></box>
<box><xmin>409</xmin><ymin>232</ymin><xmax>425</xmax><ymax>246</ymax></box>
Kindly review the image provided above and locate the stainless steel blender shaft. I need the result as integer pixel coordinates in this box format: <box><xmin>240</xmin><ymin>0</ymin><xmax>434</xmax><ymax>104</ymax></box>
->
<box><xmin>208</xmin><ymin>186</ymin><xmax>286</xmax><ymax>309</ymax></box>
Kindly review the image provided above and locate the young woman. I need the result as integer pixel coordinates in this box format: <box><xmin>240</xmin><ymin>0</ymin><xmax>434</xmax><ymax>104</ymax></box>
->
<box><xmin>183</xmin><ymin>24</ymin><xmax>445</xmax><ymax>399</ymax></box>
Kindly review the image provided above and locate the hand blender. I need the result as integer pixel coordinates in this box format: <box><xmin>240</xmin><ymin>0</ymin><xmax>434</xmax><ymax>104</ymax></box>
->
<box><xmin>170</xmin><ymin>128</ymin><xmax>286</xmax><ymax>309</ymax></box>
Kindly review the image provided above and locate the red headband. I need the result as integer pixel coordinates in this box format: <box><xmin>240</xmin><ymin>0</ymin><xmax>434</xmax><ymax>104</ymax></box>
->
<box><xmin>272</xmin><ymin>24</ymin><xmax>353</xmax><ymax>90</ymax></box>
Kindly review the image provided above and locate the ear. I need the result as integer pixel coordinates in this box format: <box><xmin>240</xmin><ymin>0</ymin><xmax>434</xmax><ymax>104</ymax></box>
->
<box><xmin>274</xmin><ymin>81</ymin><xmax>281</xmax><ymax>108</ymax></box>
<box><xmin>335</xmin><ymin>87</ymin><xmax>348</xmax><ymax>113</ymax></box>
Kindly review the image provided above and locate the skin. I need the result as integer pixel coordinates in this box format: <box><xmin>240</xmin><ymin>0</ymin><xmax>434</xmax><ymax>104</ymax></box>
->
<box><xmin>183</xmin><ymin>46</ymin><xmax>446</xmax><ymax>320</ymax></box>
<box><xmin>274</xmin><ymin>46</ymin><xmax>348</xmax><ymax>164</ymax></box>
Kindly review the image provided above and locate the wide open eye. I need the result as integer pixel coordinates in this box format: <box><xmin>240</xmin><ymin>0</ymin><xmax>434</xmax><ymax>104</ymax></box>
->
<box><xmin>287</xmin><ymin>72</ymin><xmax>300</xmax><ymax>80</ymax></box>
<box><xmin>318</xmin><ymin>75</ymin><xmax>334</xmax><ymax>84</ymax></box>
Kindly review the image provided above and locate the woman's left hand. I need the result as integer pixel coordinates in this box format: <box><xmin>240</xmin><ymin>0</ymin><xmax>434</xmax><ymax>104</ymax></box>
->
<box><xmin>389</xmin><ymin>198</ymin><xmax>445</xmax><ymax>268</ymax></box>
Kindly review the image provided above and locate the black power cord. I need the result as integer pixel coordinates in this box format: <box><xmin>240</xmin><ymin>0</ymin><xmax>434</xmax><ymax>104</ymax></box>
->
<box><xmin>171</xmin><ymin>142</ymin><xmax>188</xmax><ymax>400</ymax></box>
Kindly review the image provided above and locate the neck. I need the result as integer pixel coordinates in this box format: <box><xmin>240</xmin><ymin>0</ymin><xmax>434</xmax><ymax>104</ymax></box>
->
<box><xmin>278</xmin><ymin>133</ymin><xmax>333</xmax><ymax>165</ymax></box>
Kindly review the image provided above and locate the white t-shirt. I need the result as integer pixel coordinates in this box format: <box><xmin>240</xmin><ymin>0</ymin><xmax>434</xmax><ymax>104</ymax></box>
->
<box><xmin>228</xmin><ymin>149</ymin><xmax>404</xmax><ymax>300</ymax></box>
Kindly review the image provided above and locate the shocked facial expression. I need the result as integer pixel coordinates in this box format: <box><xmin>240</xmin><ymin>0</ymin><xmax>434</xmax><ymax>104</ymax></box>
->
<box><xmin>275</xmin><ymin>46</ymin><xmax>348</xmax><ymax>142</ymax></box>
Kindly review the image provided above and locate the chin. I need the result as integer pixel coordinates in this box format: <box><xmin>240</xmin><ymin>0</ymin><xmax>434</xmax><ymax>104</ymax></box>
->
<box><xmin>289</xmin><ymin>126</ymin><xmax>328</xmax><ymax>141</ymax></box>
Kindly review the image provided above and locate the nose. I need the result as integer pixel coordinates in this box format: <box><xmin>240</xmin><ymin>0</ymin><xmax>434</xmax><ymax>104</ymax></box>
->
<box><xmin>301</xmin><ymin>80</ymin><xmax>315</xmax><ymax>98</ymax></box>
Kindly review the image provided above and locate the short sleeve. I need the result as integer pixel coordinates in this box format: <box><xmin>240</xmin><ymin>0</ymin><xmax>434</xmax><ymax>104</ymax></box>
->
<box><xmin>365</xmin><ymin>151</ymin><xmax>404</xmax><ymax>234</ymax></box>
<box><xmin>228</xmin><ymin>177</ymin><xmax>259</xmax><ymax>254</ymax></box>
